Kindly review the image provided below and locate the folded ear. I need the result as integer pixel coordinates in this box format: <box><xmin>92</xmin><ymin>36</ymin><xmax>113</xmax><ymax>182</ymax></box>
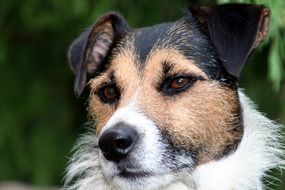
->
<box><xmin>190</xmin><ymin>4</ymin><xmax>270</xmax><ymax>77</ymax></box>
<box><xmin>68</xmin><ymin>12</ymin><xmax>130</xmax><ymax>97</ymax></box>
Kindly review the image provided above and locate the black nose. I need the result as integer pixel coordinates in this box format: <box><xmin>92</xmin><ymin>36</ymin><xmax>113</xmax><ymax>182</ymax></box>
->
<box><xmin>98</xmin><ymin>124</ymin><xmax>138</xmax><ymax>162</ymax></box>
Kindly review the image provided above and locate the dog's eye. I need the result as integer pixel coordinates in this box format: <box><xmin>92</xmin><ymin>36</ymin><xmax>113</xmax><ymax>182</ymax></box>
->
<box><xmin>169</xmin><ymin>77</ymin><xmax>190</xmax><ymax>89</ymax></box>
<box><xmin>98</xmin><ymin>85</ymin><xmax>120</xmax><ymax>104</ymax></box>
<box><xmin>160</xmin><ymin>75</ymin><xmax>200</xmax><ymax>96</ymax></box>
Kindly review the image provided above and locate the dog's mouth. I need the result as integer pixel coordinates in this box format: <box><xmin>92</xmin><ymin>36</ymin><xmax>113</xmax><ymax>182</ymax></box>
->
<box><xmin>117</xmin><ymin>168</ymin><xmax>152</xmax><ymax>179</ymax></box>
<box><xmin>116</xmin><ymin>165</ymin><xmax>191</xmax><ymax>180</ymax></box>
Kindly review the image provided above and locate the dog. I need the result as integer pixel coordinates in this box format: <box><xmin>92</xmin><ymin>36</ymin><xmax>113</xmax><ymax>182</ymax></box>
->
<box><xmin>64</xmin><ymin>3</ymin><xmax>284</xmax><ymax>190</ymax></box>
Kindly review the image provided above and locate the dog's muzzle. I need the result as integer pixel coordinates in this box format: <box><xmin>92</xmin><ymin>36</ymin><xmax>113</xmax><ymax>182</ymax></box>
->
<box><xmin>98</xmin><ymin>123</ymin><xmax>138</xmax><ymax>162</ymax></box>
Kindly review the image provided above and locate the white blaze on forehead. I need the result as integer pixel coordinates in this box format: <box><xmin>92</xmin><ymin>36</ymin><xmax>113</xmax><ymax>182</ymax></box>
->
<box><xmin>99</xmin><ymin>89</ymin><xmax>141</xmax><ymax>133</ymax></box>
<box><xmin>100</xmin><ymin>100</ymin><xmax>153</xmax><ymax>134</ymax></box>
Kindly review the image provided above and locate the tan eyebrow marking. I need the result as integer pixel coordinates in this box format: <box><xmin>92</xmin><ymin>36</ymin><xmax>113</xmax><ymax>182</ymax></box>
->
<box><xmin>144</xmin><ymin>48</ymin><xmax>209</xmax><ymax>80</ymax></box>
<box><xmin>89</xmin><ymin>72</ymin><xmax>112</xmax><ymax>92</ymax></box>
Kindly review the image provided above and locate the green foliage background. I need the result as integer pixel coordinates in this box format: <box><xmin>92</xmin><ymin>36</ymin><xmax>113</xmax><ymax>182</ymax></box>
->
<box><xmin>0</xmin><ymin>0</ymin><xmax>284</xmax><ymax>188</ymax></box>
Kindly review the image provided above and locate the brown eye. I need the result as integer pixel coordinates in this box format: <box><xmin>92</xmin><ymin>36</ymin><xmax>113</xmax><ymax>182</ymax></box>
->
<box><xmin>159</xmin><ymin>75</ymin><xmax>201</xmax><ymax>96</ymax></box>
<box><xmin>99</xmin><ymin>85</ymin><xmax>120</xmax><ymax>104</ymax></box>
<box><xmin>169</xmin><ymin>77</ymin><xmax>190</xmax><ymax>89</ymax></box>
<box><xmin>103</xmin><ymin>87</ymin><xmax>116</xmax><ymax>98</ymax></box>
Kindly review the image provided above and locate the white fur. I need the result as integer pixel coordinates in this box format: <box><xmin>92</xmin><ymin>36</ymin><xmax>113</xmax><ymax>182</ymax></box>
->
<box><xmin>64</xmin><ymin>91</ymin><xmax>284</xmax><ymax>190</ymax></box>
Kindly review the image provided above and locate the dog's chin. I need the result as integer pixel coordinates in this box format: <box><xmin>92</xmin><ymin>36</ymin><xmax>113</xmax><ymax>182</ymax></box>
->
<box><xmin>118</xmin><ymin>169</ymin><xmax>152</xmax><ymax>179</ymax></box>
<box><xmin>100</xmin><ymin>158</ymin><xmax>192</xmax><ymax>190</ymax></box>
<box><xmin>111</xmin><ymin>169</ymin><xmax>181</xmax><ymax>190</ymax></box>
<box><xmin>101</xmin><ymin>161</ymin><xmax>168</xmax><ymax>182</ymax></box>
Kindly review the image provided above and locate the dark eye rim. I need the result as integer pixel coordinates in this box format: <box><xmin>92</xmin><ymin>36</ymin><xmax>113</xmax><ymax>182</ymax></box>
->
<box><xmin>97</xmin><ymin>84</ymin><xmax>120</xmax><ymax>104</ymax></box>
<box><xmin>159</xmin><ymin>74</ymin><xmax>204</xmax><ymax>96</ymax></box>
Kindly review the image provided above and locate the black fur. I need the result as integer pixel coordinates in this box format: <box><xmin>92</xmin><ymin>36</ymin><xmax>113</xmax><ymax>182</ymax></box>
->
<box><xmin>133</xmin><ymin>23</ymin><xmax>172</xmax><ymax>63</ymax></box>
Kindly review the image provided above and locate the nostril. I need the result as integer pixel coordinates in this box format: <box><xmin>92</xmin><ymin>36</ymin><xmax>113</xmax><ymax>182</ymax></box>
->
<box><xmin>99</xmin><ymin>143</ymin><xmax>108</xmax><ymax>152</ymax></box>
<box><xmin>115</xmin><ymin>137</ymin><xmax>132</xmax><ymax>150</ymax></box>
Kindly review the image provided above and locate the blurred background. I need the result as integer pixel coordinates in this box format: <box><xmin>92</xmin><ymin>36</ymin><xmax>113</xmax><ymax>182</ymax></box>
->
<box><xmin>0</xmin><ymin>0</ymin><xmax>284</xmax><ymax>189</ymax></box>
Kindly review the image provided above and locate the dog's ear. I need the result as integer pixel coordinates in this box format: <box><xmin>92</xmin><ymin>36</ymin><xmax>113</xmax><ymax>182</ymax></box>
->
<box><xmin>68</xmin><ymin>12</ymin><xmax>130</xmax><ymax>97</ymax></box>
<box><xmin>189</xmin><ymin>4</ymin><xmax>270</xmax><ymax>77</ymax></box>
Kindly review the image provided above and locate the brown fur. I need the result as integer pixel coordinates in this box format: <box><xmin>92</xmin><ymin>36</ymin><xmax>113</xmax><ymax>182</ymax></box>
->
<box><xmin>88</xmin><ymin>45</ymin><xmax>140</xmax><ymax>133</ymax></box>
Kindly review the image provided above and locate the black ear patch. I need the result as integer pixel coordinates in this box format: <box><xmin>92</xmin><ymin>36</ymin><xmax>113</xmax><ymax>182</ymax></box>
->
<box><xmin>68</xmin><ymin>12</ymin><xmax>130</xmax><ymax>97</ymax></box>
<box><xmin>190</xmin><ymin>4</ymin><xmax>270</xmax><ymax>77</ymax></box>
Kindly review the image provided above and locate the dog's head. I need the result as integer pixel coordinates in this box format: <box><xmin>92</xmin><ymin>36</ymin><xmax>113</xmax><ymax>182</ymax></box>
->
<box><xmin>68</xmin><ymin>4</ymin><xmax>270</xmax><ymax>189</ymax></box>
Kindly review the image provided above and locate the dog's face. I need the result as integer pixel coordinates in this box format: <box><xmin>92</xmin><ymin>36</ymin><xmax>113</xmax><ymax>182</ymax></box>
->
<box><xmin>68</xmin><ymin>4</ymin><xmax>269</xmax><ymax>189</ymax></box>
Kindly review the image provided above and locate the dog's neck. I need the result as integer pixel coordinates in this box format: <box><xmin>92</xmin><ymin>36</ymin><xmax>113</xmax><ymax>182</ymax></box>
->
<box><xmin>64</xmin><ymin>91</ymin><xmax>283</xmax><ymax>190</ymax></box>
